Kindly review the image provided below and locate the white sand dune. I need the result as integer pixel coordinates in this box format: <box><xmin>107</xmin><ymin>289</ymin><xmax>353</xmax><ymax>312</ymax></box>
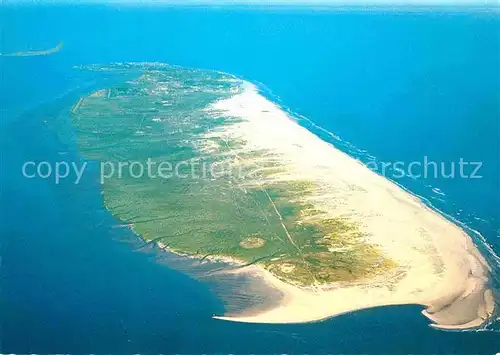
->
<box><xmin>207</xmin><ymin>83</ymin><xmax>497</xmax><ymax>330</ymax></box>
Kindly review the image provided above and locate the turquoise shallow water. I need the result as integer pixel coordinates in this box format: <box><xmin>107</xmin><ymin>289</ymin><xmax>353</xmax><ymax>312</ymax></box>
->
<box><xmin>1</xmin><ymin>4</ymin><xmax>499</xmax><ymax>354</ymax></box>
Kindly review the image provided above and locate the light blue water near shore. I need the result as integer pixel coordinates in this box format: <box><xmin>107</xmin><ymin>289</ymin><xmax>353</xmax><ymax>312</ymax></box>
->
<box><xmin>1</xmin><ymin>4</ymin><xmax>499</xmax><ymax>354</ymax></box>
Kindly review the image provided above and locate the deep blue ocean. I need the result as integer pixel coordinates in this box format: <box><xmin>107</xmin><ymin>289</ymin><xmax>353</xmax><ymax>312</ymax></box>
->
<box><xmin>1</xmin><ymin>4</ymin><xmax>499</xmax><ymax>354</ymax></box>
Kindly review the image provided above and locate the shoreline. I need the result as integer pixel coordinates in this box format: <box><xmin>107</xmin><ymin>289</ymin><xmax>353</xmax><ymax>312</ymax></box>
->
<box><xmin>212</xmin><ymin>249</ymin><xmax>495</xmax><ymax>330</ymax></box>
<box><xmin>206</xmin><ymin>84</ymin><xmax>497</xmax><ymax>330</ymax></box>
<box><xmin>76</xmin><ymin>64</ymin><xmax>497</xmax><ymax>330</ymax></box>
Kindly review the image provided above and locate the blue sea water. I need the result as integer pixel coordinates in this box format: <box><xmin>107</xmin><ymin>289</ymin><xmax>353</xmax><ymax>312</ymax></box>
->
<box><xmin>1</xmin><ymin>4</ymin><xmax>499</xmax><ymax>354</ymax></box>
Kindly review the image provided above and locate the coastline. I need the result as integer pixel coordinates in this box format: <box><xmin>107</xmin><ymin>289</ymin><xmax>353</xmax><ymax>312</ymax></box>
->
<box><xmin>70</xmin><ymin>64</ymin><xmax>497</xmax><ymax>331</ymax></box>
<box><xmin>206</xmin><ymin>83</ymin><xmax>497</xmax><ymax>330</ymax></box>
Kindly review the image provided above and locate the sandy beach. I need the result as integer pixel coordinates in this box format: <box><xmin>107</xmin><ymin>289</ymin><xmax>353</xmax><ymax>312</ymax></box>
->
<box><xmin>208</xmin><ymin>83</ymin><xmax>497</xmax><ymax>330</ymax></box>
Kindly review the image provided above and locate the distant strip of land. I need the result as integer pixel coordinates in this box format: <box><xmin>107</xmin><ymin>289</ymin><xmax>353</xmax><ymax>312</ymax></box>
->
<box><xmin>0</xmin><ymin>41</ymin><xmax>63</xmax><ymax>57</ymax></box>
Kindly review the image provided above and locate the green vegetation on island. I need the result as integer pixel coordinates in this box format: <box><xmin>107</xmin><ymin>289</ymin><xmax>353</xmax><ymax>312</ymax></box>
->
<box><xmin>71</xmin><ymin>64</ymin><xmax>395</xmax><ymax>287</ymax></box>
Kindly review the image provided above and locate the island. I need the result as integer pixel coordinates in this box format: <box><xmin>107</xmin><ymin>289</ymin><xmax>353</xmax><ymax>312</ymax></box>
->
<box><xmin>70</xmin><ymin>63</ymin><xmax>496</xmax><ymax>330</ymax></box>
